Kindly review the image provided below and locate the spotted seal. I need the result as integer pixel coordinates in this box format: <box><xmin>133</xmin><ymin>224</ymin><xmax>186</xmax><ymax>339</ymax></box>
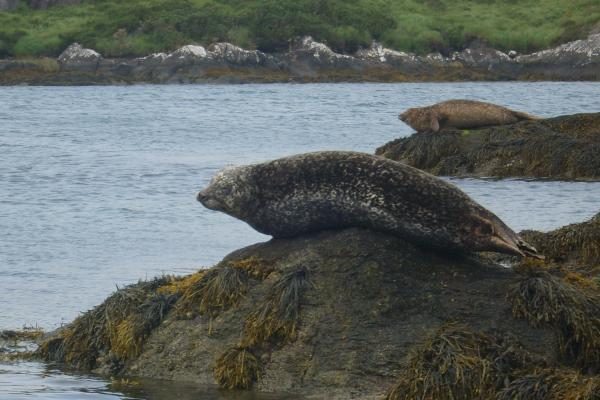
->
<box><xmin>399</xmin><ymin>99</ymin><xmax>539</xmax><ymax>133</ymax></box>
<box><xmin>197</xmin><ymin>151</ymin><xmax>540</xmax><ymax>258</ymax></box>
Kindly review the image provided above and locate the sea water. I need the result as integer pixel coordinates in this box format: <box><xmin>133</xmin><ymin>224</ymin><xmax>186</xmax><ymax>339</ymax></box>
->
<box><xmin>1</xmin><ymin>82</ymin><xmax>599</xmax><ymax>398</ymax></box>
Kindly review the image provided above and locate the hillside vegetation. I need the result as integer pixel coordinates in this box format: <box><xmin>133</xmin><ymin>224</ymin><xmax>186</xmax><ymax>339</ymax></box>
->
<box><xmin>0</xmin><ymin>0</ymin><xmax>598</xmax><ymax>58</ymax></box>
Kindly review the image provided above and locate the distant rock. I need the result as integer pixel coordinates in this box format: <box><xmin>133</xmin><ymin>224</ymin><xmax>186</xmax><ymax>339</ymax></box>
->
<box><xmin>208</xmin><ymin>42</ymin><xmax>271</xmax><ymax>66</ymax></box>
<box><xmin>376</xmin><ymin>113</ymin><xmax>600</xmax><ymax>181</ymax></box>
<box><xmin>451</xmin><ymin>46</ymin><xmax>511</xmax><ymax>69</ymax></box>
<box><xmin>287</xmin><ymin>36</ymin><xmax>356</xmax><ymax>68</ymax></box>
<box><xmin>518</xmin><ymin>33</ymin><xmax>600</xmax><ymax>66</ymax></box>
<box><xmin>356</xmin><ymin>41</ymin><xmax>419</xmax><ymax>66</ymax></box>
<box><xmin>1</xmin><ymin>34</ymin><xmax>599</xmax><ymax>84</ymax></box>
<box><xmin>57</xmin><ymin>43</ymin><xmax>102</xmax><ymax>72</ymax></box>
<box><xmin>167</xmin><ymin>45</ymin><xmax>209</xmax><ymax>60</ymax></box>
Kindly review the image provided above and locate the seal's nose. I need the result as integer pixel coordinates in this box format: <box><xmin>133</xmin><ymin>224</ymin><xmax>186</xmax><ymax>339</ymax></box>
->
<box><xmin>196</xmin><ymin>191</ymin><xmax>206</xmax><ymax>203</ymax></box>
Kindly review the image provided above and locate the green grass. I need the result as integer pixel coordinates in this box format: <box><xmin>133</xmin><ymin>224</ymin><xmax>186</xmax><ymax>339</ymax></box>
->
<box><xmin>0</xmin><ymin>0</ymin><xmax>598</xmax><ymax>58</ymax></box>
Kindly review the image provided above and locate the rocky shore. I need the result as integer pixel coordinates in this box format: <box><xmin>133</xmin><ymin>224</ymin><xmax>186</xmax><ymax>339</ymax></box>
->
<box><xmin>376</xmin><ymin>112</ymin><xmax>600</xmax><ymax>181</ymax></box>
<box><xmin>28</xmin><ymin>212</ymin><xmax>600</xmax><ymax>399</ymax></box>
<box><xmin>1</xmin><ymin>33</ymin><xmax>599</xmax><ymax>85</ymax></box>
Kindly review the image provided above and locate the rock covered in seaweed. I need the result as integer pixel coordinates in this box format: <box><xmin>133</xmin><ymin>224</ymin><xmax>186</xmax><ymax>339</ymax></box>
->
<box><xmin>376</xmin><ymin>112</ymin><xmax>600</xmax><ymax>181</ymax></box>
<box><xmin>520</xmin><ymin>212</ymin><xmax>600</xmax><ymax>277</ymax></box>
<box><xmin>39</xmin><ymin>227</ymin><xmax>600</xmax><ymax>398</ymax></box>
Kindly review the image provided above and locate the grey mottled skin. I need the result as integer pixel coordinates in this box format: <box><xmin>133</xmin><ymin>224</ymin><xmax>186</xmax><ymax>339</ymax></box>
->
<box><xmin>197</xmin><ymin>151</ymin><xmax>540</xmax><ymax>257</ymax></box>
<box><xmin>399</xmin><ymin>99</ymin><xmax>539</xmax><ymax>133</ymax></box>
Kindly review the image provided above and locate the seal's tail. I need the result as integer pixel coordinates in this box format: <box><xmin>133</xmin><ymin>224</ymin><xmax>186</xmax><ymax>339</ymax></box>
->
<box><xmin>513</xmin><ymin>110</ymin><xmax>541</xmax><ymax>121</ymax></box>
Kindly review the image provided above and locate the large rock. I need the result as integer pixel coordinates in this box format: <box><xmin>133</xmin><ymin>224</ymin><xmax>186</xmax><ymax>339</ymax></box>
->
<box><xmin>38</xmin><ymin>228</ymin><xmax>590</xmax><ymax>399</ymax></box>
<box><xmin>208</xmin><ymin>42</ymin><xmax>272</xmax><ymax>66</ymax></box>
<box><xmin>57</xmin><ymin>42</ymin><xmax>102</xmax><ymax>72</ymax></box>
<box><xmin>518</xmin><ymin>33</ymin><xmax>600</xmax><ymax>67</ymax></box>
<box><xmin>376</xmin><ymin>113</ymin><xmax>600</xmax><ymax>181</ymax></box>
<box><xmin>167</xmin><ymin>44</ymin><xmax>209</xmax><ymax>61</ymax></box>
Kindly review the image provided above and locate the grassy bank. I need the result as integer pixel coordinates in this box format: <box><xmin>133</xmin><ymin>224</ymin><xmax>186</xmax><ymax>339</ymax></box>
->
<box><xmin>0</xmin><ymin>0</ymin><xmax>598</xmax><ymax>58</ymax></box>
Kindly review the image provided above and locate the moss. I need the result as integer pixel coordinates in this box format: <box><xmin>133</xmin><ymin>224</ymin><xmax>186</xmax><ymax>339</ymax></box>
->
<box><xmin>386</xmin><ymin>324</ymin><xmax>537</xmax><ymax>400</ymax></box>
<box><xmin>214</xmin><ymin>347</ymin><xmax>260</xmax><ymax>390</ymax></box>
<box><xmin>510</xmin><ymin>271</ymin><xmax>600</xmax><ymax>368</ymax></box>
<box><xmin>175</xmin><ymin>266</ymin><xmax>249</xmax><ymax>318</ymax></box>
<box><xmin>37</xmin><ymin>278</ymin><xmax>177</xmax><ymax>369</ymax></box>
<box><xmin>242</xmin><ymin>267</ymin><xmax>310</xmax><ymax>347</ymax></box>
<box><xmin>497</xmin><ymin>368</ymin><xmax>600</xmax><ymax>400</ymax></box>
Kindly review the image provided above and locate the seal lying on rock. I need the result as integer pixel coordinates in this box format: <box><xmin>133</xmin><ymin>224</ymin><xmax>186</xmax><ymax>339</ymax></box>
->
<box><xmin>197</xmin><ymin>151</ymin><xmax>540</xmax><ymax>258</ymax></box>
<box><xmin>399</xmin><ymin>99</ymin><xmax>539</xmax><ymax>132</ymax></box>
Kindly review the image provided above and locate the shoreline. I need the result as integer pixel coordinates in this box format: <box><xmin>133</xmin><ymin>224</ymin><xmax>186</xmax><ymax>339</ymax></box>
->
<box><xmin>1</xmin><ymin>34</ymin><xmax>599</xmax><ymax>85</ymax></box>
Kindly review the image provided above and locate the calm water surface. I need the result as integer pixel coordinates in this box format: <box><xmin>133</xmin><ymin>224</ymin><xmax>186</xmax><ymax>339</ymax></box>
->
<box><xmin>1</xmin><ymin>82</ymin><xmax>599</xmax><ymax>399</ymax></box>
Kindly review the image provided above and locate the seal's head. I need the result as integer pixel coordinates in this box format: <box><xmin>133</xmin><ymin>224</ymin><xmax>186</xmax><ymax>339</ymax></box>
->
<box><xmin>399</xmin><ymin>107</ymin><xmax>435</xmax><ymax>132</ymax></box>
<box><xmin>197</xmin><ymin>165</ymin><xmax>258</xmax><ymax>219</ymax></box>
<box><xmin>460</xmin><ymin>212</ymin><xmax>541</xmax><ymax>258</ymax></box>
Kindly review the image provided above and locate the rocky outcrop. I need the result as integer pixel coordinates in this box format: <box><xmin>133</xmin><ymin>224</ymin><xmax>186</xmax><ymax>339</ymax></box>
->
<box><xmin>167</xmin><ymin>44</ymin><xmax>208</xmax><ymax>60</ymax></box>
<box><xmin>57</xmin><ymin>42</ymin><xmax>102</xmax><ymax>72</ymax></box>
<box><xmin>518</xmin><ymin>33</ymin><xmax>600</xmax><ymax>66</ymax></box>
<box><xmin>36</xmin><ymin>225</ymin><xmax>600</xmax><ymax>398</ymax></box>
<box><xmin>376</xmin><ymin>113</ymin><xmax>600</xmax><ymax>181</ymax></box>
<box><xmin>208</xmin><ymin>42</ymin><xmax>273</xmax><ymax>66</ymax></box>
<box><xmin>1</xmin><ymin>34</ymin><xmax>599</xmax><ymax>84</ymax></box>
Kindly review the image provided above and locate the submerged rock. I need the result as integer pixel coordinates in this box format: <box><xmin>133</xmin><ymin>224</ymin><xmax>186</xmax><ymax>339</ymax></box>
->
<box><xmin>36</xmin><ymin>226</ymin><xmax>600</xmax><ymax>398</ymax></box>
<box><xmin>376</xmin><ymin>113</ymin><xmax>600</xmax><ymax>181</ymax></box>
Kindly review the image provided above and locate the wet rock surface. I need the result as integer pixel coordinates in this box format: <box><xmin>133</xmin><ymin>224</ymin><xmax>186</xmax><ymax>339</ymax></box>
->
<box><xmin>376</xmin><ymin>113</ymin><xmax>600</xmax><ymax>181</ymax></box>
<box><xmin>1</xmin><ymin>34</ymin><xmax>598</xmax><ymax>84</ymax></box>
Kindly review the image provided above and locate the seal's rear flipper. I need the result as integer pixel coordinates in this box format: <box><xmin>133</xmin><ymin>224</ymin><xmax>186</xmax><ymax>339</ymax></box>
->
<box><xmin>513</xmin><ymin>111</ymin><xmax>541</xmax><ymax>121</ymax></box>
<box><xmin>517</xmin><ymin>240</ymin><xmax>545</xmax><ymax>260</ymax></box>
